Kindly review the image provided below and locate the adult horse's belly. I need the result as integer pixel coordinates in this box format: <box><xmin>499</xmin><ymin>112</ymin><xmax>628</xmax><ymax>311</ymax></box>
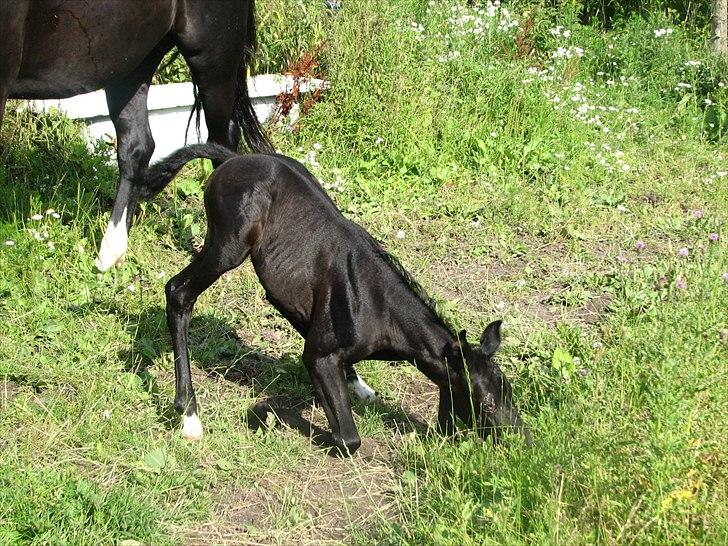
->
<box><xmin>10</xmin><ymin>0</ymin><xmax>175</xmax><ymax>99</ymax></box>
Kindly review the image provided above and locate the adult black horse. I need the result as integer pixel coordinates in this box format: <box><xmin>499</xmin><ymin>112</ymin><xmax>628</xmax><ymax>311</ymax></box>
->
<box><xmin>0</xmin><ymin>0</ymin><xmax>272</xmax><ymax>270</ymax></box>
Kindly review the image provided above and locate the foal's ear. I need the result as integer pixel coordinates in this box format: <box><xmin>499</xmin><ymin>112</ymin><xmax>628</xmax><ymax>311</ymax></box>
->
<box><xmin>450</xmin><ymin>329</ymin><xmax>469</xmax><ymax>356</ymax></box>
<box><xmin>479</xmin><ymin>320</ymin><xmax>502</xmax><ymax>356</ymax></box>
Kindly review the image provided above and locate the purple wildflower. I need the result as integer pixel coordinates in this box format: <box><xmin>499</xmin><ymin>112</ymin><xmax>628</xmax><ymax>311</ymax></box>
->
<box><xmin>676</xmin><ymin>277</ymin><xmax>687</xmax><ymax>290</ymax></box>
<box><xmin>709</xmin><ymin>233</ymin><xmax>719</xmax><ymax>242</ymax></box>
<box><xmin>678</xmin><ymin>247</ymin><xmax>689</xmax><ymax>257</ymax></box>
<box><xmin>723</xmin><ymin>272</ymin><xmax>728</xmax><ymax>284</ymax></box>
<box><xmin>693</xmin><ymin>209</ymin><xmax>703</xmax><ymax>219</ymax></box>
<box><xmin>635</xmin><ymin>240</ymin><xmax>646</xmax><ymax>250</ymax></box>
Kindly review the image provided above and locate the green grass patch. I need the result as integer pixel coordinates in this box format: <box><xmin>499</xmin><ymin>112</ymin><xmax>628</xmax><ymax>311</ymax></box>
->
<box><xmin>2</xmin><ymin>1</ymin><xmax>727</xmax><ymax>543</ymax></box>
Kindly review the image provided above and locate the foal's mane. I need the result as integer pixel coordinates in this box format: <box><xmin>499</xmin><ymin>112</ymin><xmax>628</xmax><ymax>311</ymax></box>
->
<box><xmin>375</xmin><ymin>247</ymin><xmax>455</xmax><ymax>332</ymax></box>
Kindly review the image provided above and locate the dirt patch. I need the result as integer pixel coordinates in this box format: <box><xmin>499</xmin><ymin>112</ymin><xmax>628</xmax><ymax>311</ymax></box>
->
<box><xmin>575</xmin><ymin>292</ymin><xmax>614</xmax><ymax>325</ymax></box>
<box><xmin>180</xmin><ymin>365</ymin><xmax>436</xmax><ymax>544</ymax></box>
<box><xmin>184</xmin><ymin>442</ymin><xmax>395</xmax><ymax>545</ymax></box>
<box><xmin>1</xmin><ymin>379</ymin><xmax>21</xmax><ymax>411</ymax></box>
<box><xmin>426</xmin><ymin>257</ymin><xmax>613</xmax><ymax>328</ymax></box>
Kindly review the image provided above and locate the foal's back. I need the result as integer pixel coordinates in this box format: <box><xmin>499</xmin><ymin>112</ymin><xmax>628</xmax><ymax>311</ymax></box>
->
<box><xmin>203</xmin><ymin>154</ymin><xmax>403</xmax><ymax>343</ymax></box>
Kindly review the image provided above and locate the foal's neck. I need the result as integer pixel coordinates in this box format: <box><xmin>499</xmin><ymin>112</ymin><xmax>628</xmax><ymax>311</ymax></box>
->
<box><xmin>396</xmin><ymin>315</ymin><xmax>464</xmax><ymax>388</ymax></box>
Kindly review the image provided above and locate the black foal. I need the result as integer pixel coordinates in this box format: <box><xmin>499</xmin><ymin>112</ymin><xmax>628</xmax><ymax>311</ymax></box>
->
<box><xmin>146</xmin><ymin>144</ymin><xmax>530</xmax><ymax>453</ymax></box>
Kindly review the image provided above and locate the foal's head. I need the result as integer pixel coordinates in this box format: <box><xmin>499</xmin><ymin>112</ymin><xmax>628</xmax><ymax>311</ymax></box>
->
<box><xmin>450</xmin><ymin>320</ymin><xmax>531</xmax><ymax>444</ymax></box>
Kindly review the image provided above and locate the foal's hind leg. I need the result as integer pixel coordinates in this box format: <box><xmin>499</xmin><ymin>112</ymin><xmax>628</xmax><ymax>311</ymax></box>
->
<box><xmin>166</xmin><ymin>244</ymin><xmax>248</xmax><ymax>440</ymax></box>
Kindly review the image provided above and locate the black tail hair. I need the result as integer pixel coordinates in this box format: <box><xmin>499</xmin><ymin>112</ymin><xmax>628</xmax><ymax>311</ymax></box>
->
<box><xmin>145</xmin><ymin>144</ymin><xmax>238</xmax><ymax>198</ymax></box>
<box><xmin>234</xmin><ymin>0</ymin><xmax>274</xmax><ymax>153</ymax></box>
<box><xmin>185</xmin><ymin>1</ymin><xmax>273</xmax><ymax>152</ymax></box>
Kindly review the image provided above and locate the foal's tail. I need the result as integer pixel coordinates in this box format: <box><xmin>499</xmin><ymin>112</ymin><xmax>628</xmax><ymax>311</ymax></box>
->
<box><xmin>234</xmin><ymin>0</ymin><xmax>274</xmax><ymax>153</ymax></box>
<box><xmin>145</xmin><ymin>144</ymin><xmax>238</xmax><ymax>197</ymax></box>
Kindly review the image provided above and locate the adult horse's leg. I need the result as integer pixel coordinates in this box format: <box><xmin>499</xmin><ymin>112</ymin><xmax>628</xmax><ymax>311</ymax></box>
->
<box><xmin>95</xmin><ymin>38</ymin><xmax>171</xmax><ymax>270</ymax></box>
<box><xmin>188</xmin><ymin>63</ymin><xmax>239</xmax><ymax>154</ymax></box>
<box><xmin>176</xmin><ymin>0</ymin><xmax>272</xmax><ymax>155</ymax></box>
<box><xmin>0</xmin><ymin>1</ymin><xmax>28</xmax><ymax>141</ymax></box>
<box><xmin>95</xmin><ymin>80</ymin><xmax>155</xmax><ymax>270</ymax></box>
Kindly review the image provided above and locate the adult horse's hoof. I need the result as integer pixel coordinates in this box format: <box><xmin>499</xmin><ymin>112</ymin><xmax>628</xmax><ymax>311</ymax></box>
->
<box><xmin>96</xmin><ymin>210</ymin><xmax>128</xmax><ymax>271</ymax></box>
<box><xmin>95</xmin><ymin>251</ymin><xmax>126</xmax><ymax>271</ymax></box>
<box><xmin>181</xmin><ymin>413</ymin><xmax>203</xmax><ymax>441</ymax></box>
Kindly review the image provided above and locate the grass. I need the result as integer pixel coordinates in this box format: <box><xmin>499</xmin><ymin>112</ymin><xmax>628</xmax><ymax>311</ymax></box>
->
<box><xmin>1</xmin><ymin>1</ymin><xmax>727</xmax><ymax>544</ymax></box>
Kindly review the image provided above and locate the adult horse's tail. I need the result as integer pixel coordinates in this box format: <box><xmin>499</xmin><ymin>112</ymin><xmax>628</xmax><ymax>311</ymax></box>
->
<box><xmin>185</xmin><ymin>0</ymin><xmax>273</xmax><ymax>153</ymax></box>
<box><xmin>235</xmin><ymin>0</ymin><xmax>273</xmax><ymax>153</ymax></box>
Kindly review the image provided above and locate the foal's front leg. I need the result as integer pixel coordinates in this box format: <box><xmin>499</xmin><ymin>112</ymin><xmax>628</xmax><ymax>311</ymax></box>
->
<box><xmin>304</xmin><ymin>353</ymin><xmax>361</xmax><ymax>456</ymax></box>
<box><xmin>345</xmin><ymin>364</ymin><xmax>378</xmax><ymax>402</ymax></box>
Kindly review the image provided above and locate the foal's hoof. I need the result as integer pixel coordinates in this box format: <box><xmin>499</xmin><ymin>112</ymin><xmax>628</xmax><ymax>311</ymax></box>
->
<box><xmin>330</xmin><ymin>434</ymin><xmax>361</xmax><ymax>457</ymax></box>
<box><xmin>347</xmin><ymin>375</ymin><xmax>379</xmax><ymax>403</ymax></box>
<box><xmin>181</xmin><ymin>414</ymin><xmax>204</xmax><ymax>441</ymax></box>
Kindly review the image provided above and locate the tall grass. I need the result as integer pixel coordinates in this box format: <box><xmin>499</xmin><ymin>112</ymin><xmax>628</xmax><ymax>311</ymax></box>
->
<box><xmin>1</xmin><ymin>1</ymin><xmax>726</xmax><ymax>543</ymax></box>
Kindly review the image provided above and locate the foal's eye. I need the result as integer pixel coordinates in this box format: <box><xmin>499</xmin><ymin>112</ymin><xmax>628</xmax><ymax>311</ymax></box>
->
<box><xmin>483</xmin><ymin>392</ymin><xmax>496</xmax><ymax>413</ymax></box>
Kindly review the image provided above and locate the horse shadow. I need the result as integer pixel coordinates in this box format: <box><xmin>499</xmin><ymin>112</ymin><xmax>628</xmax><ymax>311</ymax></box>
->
<box><xmin>118</xmin><ymin>305</ymin><xmax>430</xmax><ymax>451</ymax></box>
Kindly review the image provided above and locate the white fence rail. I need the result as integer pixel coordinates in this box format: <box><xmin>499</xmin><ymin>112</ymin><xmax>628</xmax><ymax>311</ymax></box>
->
<box><xmin>27</xmin><ymin>75</ymin><xmax>326</xmax><ymax>161</ymax></box>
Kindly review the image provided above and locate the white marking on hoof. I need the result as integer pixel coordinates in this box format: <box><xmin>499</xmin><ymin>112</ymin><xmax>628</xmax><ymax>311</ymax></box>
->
<box><xmin>95</xmin><ymin>207</ymin><xmax>128</xmax><ymax>271</ymax></box>
<box><xmin>182</xmin><ymin>413</ymin><xmax>203</xmax><ymax>441</ymax></box>
<box><xmin>348</xmin><ymin>374</ymin><xmax>378</xmax><ymax>402</ymax></box>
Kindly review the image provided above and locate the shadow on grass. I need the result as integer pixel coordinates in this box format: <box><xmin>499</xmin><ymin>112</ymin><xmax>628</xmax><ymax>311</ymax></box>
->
<box><xmin>117</xmin><ymin>305</ymin><xmax>428</xmax><ymax>451</ymax></box>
